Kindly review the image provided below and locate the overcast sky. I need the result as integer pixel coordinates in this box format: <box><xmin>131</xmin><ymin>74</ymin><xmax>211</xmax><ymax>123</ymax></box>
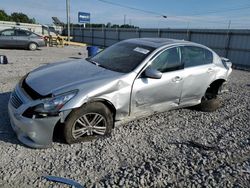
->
<box><xmin>1</xmin><ymin>0</ymin><xmax>250</xmax><ymax>29</ymax></box>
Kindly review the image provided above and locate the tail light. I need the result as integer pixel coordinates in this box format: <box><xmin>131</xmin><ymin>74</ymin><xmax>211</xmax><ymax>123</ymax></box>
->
<box><xmin>221</xmin><ymin>57</ymin><xmax>232</xmax><ymax>70</ymax></box>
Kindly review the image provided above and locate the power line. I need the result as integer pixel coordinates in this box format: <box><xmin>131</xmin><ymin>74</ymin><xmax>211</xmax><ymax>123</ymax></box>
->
<box><xmin>96</xmin><ymin>0</ymin><xmax>250</xmax><ymax>22</ymax></box>
<box><xmin>97</xmin><ymin>0</ymin><xmax>167</xmax><ymax>18</ymax></box>
<box><xmin>190</xmin><ymin>4</ymin><xmax>250</xmax><ymax>16</ymax></box>
<box><xmin>94</xmin><ymin>0</ymin><xmax>250</xmax><ymax>29</ymax></box>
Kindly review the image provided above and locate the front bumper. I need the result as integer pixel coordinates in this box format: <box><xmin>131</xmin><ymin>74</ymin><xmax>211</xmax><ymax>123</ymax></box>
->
<box><xmin>8</xmin><ymin>103</ymin><xmax>60</xmax><ymax>148</ymax></box>
<box><xmin>8</xmin><ymin>85</ymin><xmax>61</xmax><ymax>148</ymax></box>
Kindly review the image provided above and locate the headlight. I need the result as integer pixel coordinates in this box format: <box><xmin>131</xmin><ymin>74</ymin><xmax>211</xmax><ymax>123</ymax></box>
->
<box><xmin>34</xmin><ymin>90</ymin><xmax>77</xmax><ymax>114</ymax></box>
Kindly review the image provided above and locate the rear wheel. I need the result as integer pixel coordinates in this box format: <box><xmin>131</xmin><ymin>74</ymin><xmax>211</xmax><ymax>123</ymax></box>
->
<box><xmin>64</xmin><ymin>102</ymin><xmax>113</xmax><ymax>144</ymax></box>
<box><xmin>28</xmin><ymin>42</ymin><xmax>37</xmax><ymax>51</ymax></box>
<box><xmin>198</xmin><ymin>97</ymin><xmax>221</xmax><ymax>112</ymax></box>
<box><xmin>196</xmin><ymin>81</ymin><xmax>225</xmax><ymax>112</ymax></box>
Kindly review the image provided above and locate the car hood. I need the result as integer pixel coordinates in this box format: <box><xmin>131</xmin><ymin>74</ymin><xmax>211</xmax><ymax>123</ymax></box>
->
<box><xmin>25</xmin><ymin>59</ymin><xmax>122</xmax><ymax>96</ymax></box>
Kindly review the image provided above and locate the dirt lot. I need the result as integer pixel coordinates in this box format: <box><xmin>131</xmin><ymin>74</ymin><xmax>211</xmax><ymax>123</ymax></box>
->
<box><xmin>0</xmin><ymin>47</ymin><xmax>249</xmax><ymax>187</ymax></box>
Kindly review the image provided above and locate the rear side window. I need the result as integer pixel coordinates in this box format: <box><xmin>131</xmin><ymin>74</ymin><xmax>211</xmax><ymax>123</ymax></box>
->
<box><xmin>204</xmin><ymin>49</ymin><xmax>213</xmax><ymax>64</ymax></box>
<box><xmin>0</xmin><ymin>30</ymin><xmax>15</xmax><ymax>36</ymax></box>
<box><xmin>30</xmin><ymin>33</ymin><xmax>39</xmax><ymax>37</ymax></box>
<box><xmin>16</xmin><ymin>30</ymin><xmax>31</xmax><ymax>36</ymax></box>
<box><xmin>182</xmin><ymin>46</ymin><xmax>213</xmax><ymax>67</ymax></box>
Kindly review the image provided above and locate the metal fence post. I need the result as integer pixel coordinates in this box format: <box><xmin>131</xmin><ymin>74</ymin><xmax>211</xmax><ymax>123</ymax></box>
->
<box><xmin>104</xmin><ymin>27</ymin><xmax>106</xmax><ymax>47</ymax></box>
<box><xmin>91</xmin><ymin>28</ymin><xmax>94</xmax><ymax>45</ymax></box>
<box><xmin>187</xmin><ymin>30</ymin><xmax>192</xmax><ymax>41</ymax></box>
<box><xmin>118</xmin><ymin>28</ymin><xmax>120</xmax><ymax>42</ymax></box>
<box><xmin>158</xmin><ymin>29</ymin><xmax>161</xmax><ymax>38</ymax></box>
<box><xmin>138</xmin><ymin>28</ymin><xmax>141</xmax><ymax>38</ymax></box>
<box><xmin>225</xmin><ymin>32</ymin><xmax>232</xmax><ymax>58</ymax></box>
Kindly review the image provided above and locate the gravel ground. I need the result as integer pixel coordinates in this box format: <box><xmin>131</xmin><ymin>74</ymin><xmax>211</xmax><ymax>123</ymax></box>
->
<box><xmin>0</xmin><ymin>47</ymin><xmax>249</xmax><ymax>188</ymax></box>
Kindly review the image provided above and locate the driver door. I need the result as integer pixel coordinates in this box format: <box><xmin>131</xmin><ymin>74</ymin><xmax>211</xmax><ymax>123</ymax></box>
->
<box><xmin>131</xmin><ymin>47</ymin><xmax>184</xmax><ymax>116</ymax></box>
<box><xmin>0</xmin><ymin>29</ymin><xmax>16</xmax><ymax>47</ymax></box>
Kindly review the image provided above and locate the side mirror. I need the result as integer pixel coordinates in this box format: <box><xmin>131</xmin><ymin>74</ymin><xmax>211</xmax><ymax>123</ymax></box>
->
<box><xmin>143</xmin><ymin>67</ymin><xmax>162</xmax><ymax>79</ymax></box>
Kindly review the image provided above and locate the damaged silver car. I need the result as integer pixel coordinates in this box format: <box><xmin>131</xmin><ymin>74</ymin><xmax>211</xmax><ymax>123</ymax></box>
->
<box><xmin>8</xmin><ymin>38</ymin><xmax>232</xmax><ymax>148</ymax></box>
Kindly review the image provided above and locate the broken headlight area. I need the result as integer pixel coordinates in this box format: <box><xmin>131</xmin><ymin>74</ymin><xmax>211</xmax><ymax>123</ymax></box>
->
<box><xmin>23</xmin><ymin>90</ymin><xmax>78</xmax><ymax>118</ymax></box>
<box><xmin>22</xmin><ymin>78</ymin><xmax>48</xmax><ymax>100</ymax></box>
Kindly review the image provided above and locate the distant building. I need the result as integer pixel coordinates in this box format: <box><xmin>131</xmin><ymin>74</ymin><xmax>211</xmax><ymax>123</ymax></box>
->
<box><xmin>0</xmin><ymin>21</ymin><xmax>63</xmax><ymax>35</ymax></box>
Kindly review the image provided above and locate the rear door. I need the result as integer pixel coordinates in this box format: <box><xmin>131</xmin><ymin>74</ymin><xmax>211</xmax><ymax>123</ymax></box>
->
<box><xmin>15</xmin><ymin>30</ymin><xmax>31</xmax><ymax>47</ymax></box>
<box><xmin>180</xmin><ymin>46</ymin><xmax>215</xmax><ymax>104</ymax></box>
<box><xmin>131</xmin><ymin>47</ymin><xmax>184</xmax><ymax>116</ymax></box>
<box><xmin>0</xmin><ymin>29</ymin><xmax>16</xmax><ymax>47</ymax></box>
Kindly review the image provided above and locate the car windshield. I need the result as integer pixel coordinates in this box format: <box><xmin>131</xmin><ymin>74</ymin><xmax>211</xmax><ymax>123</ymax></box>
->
<box><xmin>89</xmin><ymin>42</ymin><xmax>155</xmax><ymax>73</ymax></box>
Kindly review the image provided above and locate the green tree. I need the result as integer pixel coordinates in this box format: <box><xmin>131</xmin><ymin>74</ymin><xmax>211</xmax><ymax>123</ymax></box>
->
<box><xmin>10</xmin><ymin>12</ymin><xmax>36</xmax><ymax>23</ymax></box>
<box><xmin>111</xmin><ymin>24</ymin><xmax>119</xmax><ymax>28</ymax></box>
<box><xmin>106</xmin><ymin>22</ymin><xmax>112</xmax><ymax>28</ymax></box>
<box><xmin>120</xmin><ymin>24</ymin><xmax>138</xmax><ymax>28</ymax></box>
<box><xmin>0</xmin><ymin>9</ymin><xmax>10</xmax><ymax>21</ymax></box>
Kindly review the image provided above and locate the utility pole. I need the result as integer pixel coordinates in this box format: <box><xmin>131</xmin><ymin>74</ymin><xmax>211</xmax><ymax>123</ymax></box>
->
<box><xmin>123</xmin><ymin>14</ymin><xmax>126</xmax><ymax>25</ymax></box>
<box><xmin>227</xmin><ymin>20</ymin><xmax>231</xmax><ymax>31</ymax></box>
<box><xmin>225</xmin><ymin>20</ymin><xmax>232</xmax><ymax>58</ymax></box>
<box><xmin>157</xmin><ymin>15</ymin><xmax>167</xmax><ymax>37</ymax></box>
<box><xmin>66</xmin><ymin>0</ymin><xmax>70</xmax><ymax>42</ymax></box>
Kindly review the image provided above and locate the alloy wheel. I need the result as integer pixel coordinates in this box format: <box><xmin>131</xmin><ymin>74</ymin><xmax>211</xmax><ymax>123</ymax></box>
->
<box><xmin>72</xmin><ymin>113</ymin><xmax>107</xmax><ymax>139</ymax></box>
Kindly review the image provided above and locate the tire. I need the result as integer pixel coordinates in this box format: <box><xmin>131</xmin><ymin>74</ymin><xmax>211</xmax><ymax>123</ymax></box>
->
<box><xmin>28</xmin><ymin>42</ymin><xmax>37</xmax><ymax>51</ymax></box>
<box><xmin>198</xmin><ymin>97</ymin><xmax>221</xmax><ymax>112</ymax></box>
<box><xmin>64</xmin><ymin>102</ymin><xmax>113</xmax><ymax>144</ymax></box>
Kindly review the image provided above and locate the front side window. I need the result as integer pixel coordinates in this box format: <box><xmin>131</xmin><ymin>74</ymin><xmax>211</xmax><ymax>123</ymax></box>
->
<box><xmin>182</xmin><ymin>46</ymin><xmax>213</xmax><ymax>68</ymax></box>
<box><xmin>150</xmin><ymin>47</ymin><xmax>182</xmax><ymax>73</ymax></box>
<box><xmin>90</xmin><ymin>42</ymin><xmax>155</xmax><ymax>73</ymax></box>
<box><xmin>0</xmin><ymin>30</ymin><xmax>15</xmax><ymax>36</ymax></box>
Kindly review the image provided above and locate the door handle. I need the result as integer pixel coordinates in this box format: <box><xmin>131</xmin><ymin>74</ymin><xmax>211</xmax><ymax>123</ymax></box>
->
<box><xmin>172</xmin><ymin>76</ymin><xmax>182</xmax><ymax>82</ymax></box>
<box><xmin>207</xmin><ymin>68</ymin><xmax>214</xmax><ymax>73</ymax></box>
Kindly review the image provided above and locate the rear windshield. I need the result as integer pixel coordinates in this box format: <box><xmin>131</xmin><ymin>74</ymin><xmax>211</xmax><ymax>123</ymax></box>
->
<box><xmin>89</xmin><ymin>42</ymin><xmax>155</xmax><ymax>73</ymax></box>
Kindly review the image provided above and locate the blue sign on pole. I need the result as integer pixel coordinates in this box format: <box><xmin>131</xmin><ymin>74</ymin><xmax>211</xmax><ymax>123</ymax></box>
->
<box><xmin>78</xmin><ymin>12</ymin><xmax>90</xmax><ymax>23</ymax></box>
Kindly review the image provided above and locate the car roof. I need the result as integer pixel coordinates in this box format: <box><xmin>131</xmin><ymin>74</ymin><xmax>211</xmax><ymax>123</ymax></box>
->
<box><xmin>1</xmin><ymin>28</ymin><xmax>30</xmax><ymax>32</ymax></box>
<box><xmin>125</xmin><ymin>38</ymin><xmax>199</xmax><ymax>48</ymax></box>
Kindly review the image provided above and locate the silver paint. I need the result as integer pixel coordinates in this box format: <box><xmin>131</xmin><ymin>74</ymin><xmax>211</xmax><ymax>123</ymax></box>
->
<box><xmin>8</xmin><ymin>38</ymin><xmax>232</xmax><ymax>148</ymax></box>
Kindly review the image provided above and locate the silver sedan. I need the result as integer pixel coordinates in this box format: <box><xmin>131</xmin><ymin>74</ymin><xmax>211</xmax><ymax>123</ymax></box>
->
<box><xmin>8</xmin><ymin>38</ymin><xmax>232</xmax><ymax>148</ymax></box>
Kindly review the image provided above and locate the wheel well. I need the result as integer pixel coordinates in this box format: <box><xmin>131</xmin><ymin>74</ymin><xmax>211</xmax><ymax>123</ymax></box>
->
<box><xmin>52</xmin><ymin>99</ymin><xmax>117</xmax><ymax>142</ymax></box>
<box><xmin>53</xmin><ymin>120</ymin><xmax>65</xmax><ymax>142</ymax></box>
<box><xmin>88</xmin><ymin>99</ymin><xmax>117</xmax><ymax>127</ymax></box>
<box><xmin>205</xmin><ymin>79</ymin><xmax>226</xmax><ymax>98</ymax></box>
<box><xmin>28</xmin><ymin>41</ymin><xmax>38</xmax><ymax>45</ymax></box>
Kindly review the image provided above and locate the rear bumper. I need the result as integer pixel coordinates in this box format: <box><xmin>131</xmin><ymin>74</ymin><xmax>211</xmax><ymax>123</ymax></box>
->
<box><xmin>218</xmin><ymin>81</ymin><xmax>229</xmax><ymax>94</ymax></box>
<box><xmin>37</xmin><ymin>40</ymin><xmax>46</xmax><ymax>47</ymax></box>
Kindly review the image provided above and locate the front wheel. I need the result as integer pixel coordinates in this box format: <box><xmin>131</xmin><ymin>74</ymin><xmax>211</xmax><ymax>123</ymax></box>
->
<box><xmin>64</xmin><ymin>102</ymin><xmax>113</xmax><ymax>144</ymax></box>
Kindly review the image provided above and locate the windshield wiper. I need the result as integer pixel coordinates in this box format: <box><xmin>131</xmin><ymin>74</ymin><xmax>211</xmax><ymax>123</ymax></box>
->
<box><xmin>87</xmin><ymin>59</ymin><xmax>107</xmax><ymax>69</ymax></box>
<box><xmin>87</xmin><ymin>59</ymin><xmax>99</xmax><ymax>66</ymax></box>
